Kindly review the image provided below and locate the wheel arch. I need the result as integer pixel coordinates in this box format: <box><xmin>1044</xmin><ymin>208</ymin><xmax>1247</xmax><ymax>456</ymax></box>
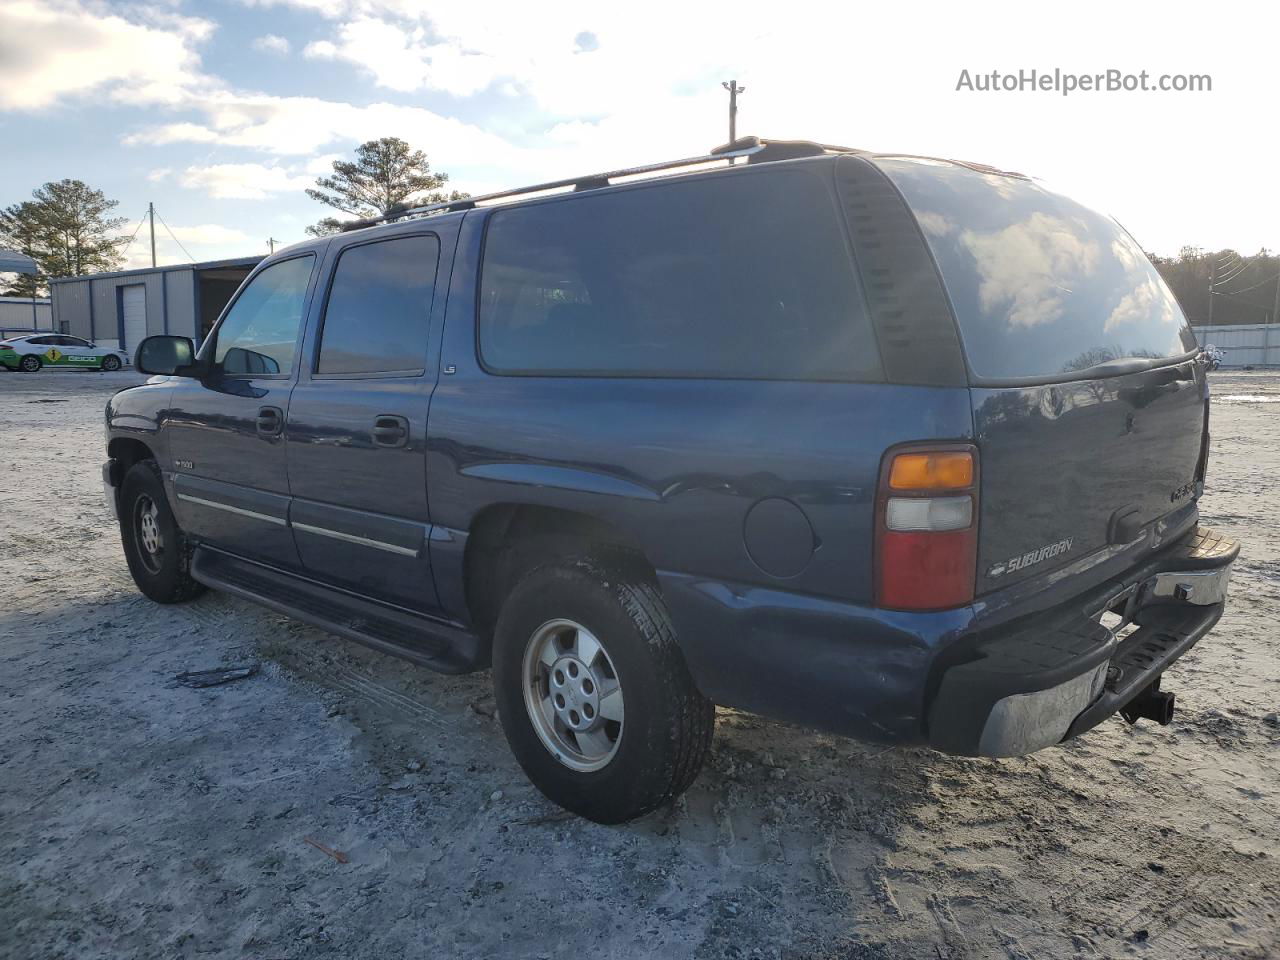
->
<box><xmin>462</xmin><ymin>503</ymin><xmax>658</xmax><ymax>647</ymax></box>
<box><xmin>108</xmin><ymin>436</ymin><xmax>157</xmax><ymax>475</ymax></box>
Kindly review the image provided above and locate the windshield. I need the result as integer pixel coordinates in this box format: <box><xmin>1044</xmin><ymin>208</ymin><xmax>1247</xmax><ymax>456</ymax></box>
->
<box><xmin>874</xmin><ymin>157</ymin><xmax>1196</xmax><ymax>380</ymax></box>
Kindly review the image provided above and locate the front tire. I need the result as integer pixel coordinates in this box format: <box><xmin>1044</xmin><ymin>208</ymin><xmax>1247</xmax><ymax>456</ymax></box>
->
<box><xmin>119</xmin><ymin>460</ymin><xmax>206</xmax><ymax>603</ymax></box>
<box><xmin>101</xmin><ymin>355</ymin><xmax>122</xmax><ymax>371</ymax></box>
<box><xmin>492</xmin><ymin>555</ymin><xmax>714</xmax><ymax>823</ymax></box>
<box><xmin>19</xmin><ymin>355</ymin><xmax>41</xmax><ymax>372</ymax></box>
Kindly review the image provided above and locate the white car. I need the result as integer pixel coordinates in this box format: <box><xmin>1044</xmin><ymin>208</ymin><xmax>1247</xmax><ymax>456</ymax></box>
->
<box><xmin>0</xmin><ymin>334</ymin><xmax>131</xmax><ymax>372</ymax></box>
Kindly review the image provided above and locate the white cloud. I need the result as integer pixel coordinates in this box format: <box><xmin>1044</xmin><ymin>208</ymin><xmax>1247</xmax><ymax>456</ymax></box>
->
<box><xmin>0</xmin><ymin>0</ymin><xmax>214</xmax><ymax>110</ymax></box>
<box><xmin>302</xmin><ymin>39</ymin><xmax>337</xmax><ymax>58</ymax></box>
<box><xmin>127</xmin><ymin>91</ymin><xmax>528</xmax><ymax>171</ymax></box>
<box><xmin>166</xmin><ymin>223</ymin><xmax>256</xmax><ymax>246</ymax></box>
<box><xmin>121</xmin><ymin>223</ymin><xmax>259</xmax><ymax>269</ymax></box>
<box><xmin>252</xmin><ymin>34</ymin><xmax>291</xmax><ymax>55</ymax></box>
<box><xmin>302</xmin><ymin>17</ymin><xmax>497</xmax><ymax>96</ymax></box>
<box><xmin>178</xmin><ymin>163</ymin><xmax>314</xmax><ymax>199</ymax></box>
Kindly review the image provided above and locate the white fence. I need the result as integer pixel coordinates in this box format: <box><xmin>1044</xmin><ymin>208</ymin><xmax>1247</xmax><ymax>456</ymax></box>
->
<box><xmin>1191</xmin><ymin>323</ymin><xmax>1280</xmax><ymax>368</ymax></box>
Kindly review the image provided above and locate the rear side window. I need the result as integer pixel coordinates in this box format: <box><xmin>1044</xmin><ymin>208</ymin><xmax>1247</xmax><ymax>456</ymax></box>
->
<box><xmin>317</xmin><ymin>235</ymin><xmax>440</xmax><ymax>375</ymax></box>
<box><xmin>875</xmin><ymin>158</ymin><xmax>1196</xmax><ymax>381</ymax></box>
<box><xmin>478</xmin><ymin>169</ymin><xmax>882</xmax><ymax>381</ymax></box>
<box><xmin>214</xmin><ymin>255</ymin><xmax>314</xmax><ymax>376</ymax></box>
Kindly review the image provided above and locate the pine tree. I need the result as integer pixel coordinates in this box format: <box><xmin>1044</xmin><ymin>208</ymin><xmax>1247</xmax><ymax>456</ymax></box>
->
<box><xmin>304</xmin><ymin>137</ymin><xmax>467</xmax><ymax>237</ymax></box>
<box><xmin>0</xmin><ymin>181</ymin><xmax>127</xmax><ymax>296</ymax></box>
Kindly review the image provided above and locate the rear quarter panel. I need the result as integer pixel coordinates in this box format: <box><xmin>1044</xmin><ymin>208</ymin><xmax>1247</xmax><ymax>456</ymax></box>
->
<box><xmin>426</xmin><ymin>213</ymin><xmax>975</xmax><ymax>618</ymax></box>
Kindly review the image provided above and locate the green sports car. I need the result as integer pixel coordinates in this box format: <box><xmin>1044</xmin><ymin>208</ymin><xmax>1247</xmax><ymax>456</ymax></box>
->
<box><xmin>0</xmin><ymin>334</ymin><xmax>131</xmax><ymax>372</ymax></box>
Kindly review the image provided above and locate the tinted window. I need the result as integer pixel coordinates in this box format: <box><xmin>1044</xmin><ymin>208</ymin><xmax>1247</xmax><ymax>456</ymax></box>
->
<box><xmin>317</xmin><ymin>235</ymin><xmax>439</xmax><ymax>375</ymax></box>
<box><xmin>479</xmin><ymin>169</ymin><xmax>881</xmax><ymax>380</ymax></box>
<box><xmin>214</xmin><ymin>256</ymin><xmax>313</xmax><ymax>375</ymax></box>
<box><xmin>28</xmin><ymin>336</ymin><xmax>54</xmax><ymax>345</ymax></box>
<box><xmin>876</xmin><ymin>158</ymin><xmax>1195</xmax><ymax>380</ymax></box>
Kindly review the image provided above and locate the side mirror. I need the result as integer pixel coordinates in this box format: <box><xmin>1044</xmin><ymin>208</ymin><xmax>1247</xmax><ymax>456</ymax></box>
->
<box><xmin>137</xmin><ymin>335</ymin><xmax>197</xmax><ymax>376</ymax></box>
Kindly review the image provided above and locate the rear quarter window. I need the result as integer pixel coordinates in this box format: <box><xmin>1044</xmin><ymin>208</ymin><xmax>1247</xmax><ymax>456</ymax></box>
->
<box><xmin>478</xmin><ymin>167</ymin><xmax>883</xmax><ymax>382</ymax></box>
<box><xmin>875</xmin><ymin>157</ymin><xmax>1196</xmax><ymax>381</ymax></box>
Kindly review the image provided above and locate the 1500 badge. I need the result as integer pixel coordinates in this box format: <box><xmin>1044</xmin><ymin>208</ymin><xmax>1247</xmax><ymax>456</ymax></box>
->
<box><xmin>987</xmin><ymin>537</ymin><xmax>1074</xmax><ymax>579</ymax></box>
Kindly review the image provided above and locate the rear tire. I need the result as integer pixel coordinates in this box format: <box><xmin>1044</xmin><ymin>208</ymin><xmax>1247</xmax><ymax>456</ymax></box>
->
<box><xmin>19</xmin><ymin>355</ymin><xmax>41</xmax><ymax>372</ymax></box>
<box><xmin>492</xmin><ymin>554</ymin><xmax>714</xmax><ymax>823</ymax></box>
<box><xmin>101</xmin><ymin>355</ymin><xmax>121</xmax><ymax>371</ymax></box>
<box><xmin>119</xmin><ymin>460</ymin><xmax>206</xmax><ymax>604</ymax></box>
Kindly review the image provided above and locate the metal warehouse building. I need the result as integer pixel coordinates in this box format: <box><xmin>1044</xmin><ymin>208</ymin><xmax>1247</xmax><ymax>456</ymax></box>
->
<box><xmin>0</xmin><ymin>296</ymin><xmax>53</xmax><ymax>336</ymax></box>
<box><xmin>1192</xmin><ymin>323</ymin><xmax>1280</xmax><ymax>367</ymax></box>
<box><xmin>49</xmin><ymin>257</ymin><xmax>261</xmax><ymax>359</ymax></box>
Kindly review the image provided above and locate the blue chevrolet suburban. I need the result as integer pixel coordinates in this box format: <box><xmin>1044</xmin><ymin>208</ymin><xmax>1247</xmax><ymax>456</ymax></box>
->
<box><xmin>104</xmin><ymin>137</ymin><xmax>1238</xmax><ymax>823</ymax></box>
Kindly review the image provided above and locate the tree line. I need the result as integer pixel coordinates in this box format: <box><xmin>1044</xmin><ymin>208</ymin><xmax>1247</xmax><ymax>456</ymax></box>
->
<box><xmin>1149</xmin><ymin>247</ymin><xmax>1280</xmax><ymax>327</ymax></box>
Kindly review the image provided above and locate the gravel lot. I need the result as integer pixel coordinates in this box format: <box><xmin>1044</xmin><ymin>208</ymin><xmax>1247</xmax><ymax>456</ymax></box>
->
<box><xmin>2</xmin><ymin>367</ymin><xmax>1278</xmax><ymax>960</ymax></box>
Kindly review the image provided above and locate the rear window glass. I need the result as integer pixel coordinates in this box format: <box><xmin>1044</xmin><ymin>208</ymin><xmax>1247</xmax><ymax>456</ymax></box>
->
<box><xmin>875</xmin><ymin>158</ymin><xmax>1195</xmax><ymax>380</ymax></box>
<box><xmin>317</xmin><ymin>235</ymin><xmax>439</xmax><ymax>375</ymax></box>
<box><xmin>478</xmin><ymin>168</ymin><xmax>882</xmax><ymax>381</ymax></box>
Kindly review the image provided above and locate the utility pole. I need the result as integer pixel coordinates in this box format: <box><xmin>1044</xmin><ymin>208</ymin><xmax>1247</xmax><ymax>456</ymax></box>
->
<box><xmin>721</xmin><ymin>80</ymin><xmax>745</xmax><ymax>161</ymax></box>
<box><xmin>1206</xmin><ymin>256</ymin><xmax>1216</xmax><ymax>332</ymax></box>
<box><xmin>267</xmin><ymin>237</ymin><xmax>277</xmax><ymax>254</ymax></box>
<box><xmin>148</xmin><ymin>202</ymin><xmax>156</xmax><ymax>268</ymax></box>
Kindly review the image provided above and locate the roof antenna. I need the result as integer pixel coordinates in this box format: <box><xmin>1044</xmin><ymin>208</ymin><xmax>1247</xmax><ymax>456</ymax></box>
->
<box><xmin>721</xmin><ymin>81</ymin><xmax>746</xmax><ymax>163</ymax></box>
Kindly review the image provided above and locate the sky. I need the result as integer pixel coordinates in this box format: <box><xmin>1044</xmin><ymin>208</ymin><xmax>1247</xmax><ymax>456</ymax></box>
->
<box><xmin>2</xmin><ymin>0</ymin><xmax>1278</xmax><ymax>272</ymax></box>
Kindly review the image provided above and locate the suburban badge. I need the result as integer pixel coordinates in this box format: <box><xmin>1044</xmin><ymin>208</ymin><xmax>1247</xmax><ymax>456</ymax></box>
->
<box><xmin>987</xmin><ymin>537</ymin><xmax>1074</xmax><ymax>579</ymax></box>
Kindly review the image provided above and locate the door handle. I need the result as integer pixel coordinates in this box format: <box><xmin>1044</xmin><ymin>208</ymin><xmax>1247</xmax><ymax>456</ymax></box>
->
<box><xmin>256</xmin><ymin>405</ymin><xmax>283</xmax><ymax>436</ymax></box>
<box><xmin>372</xmin><ymin>415</ymin><xmax>409</xmax><ymax>448</ymax></box>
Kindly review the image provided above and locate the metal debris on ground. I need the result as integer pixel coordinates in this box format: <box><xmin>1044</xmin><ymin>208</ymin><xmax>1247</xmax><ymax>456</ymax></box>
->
<box><xmin>174</xmin><ymin>663</ymin><xmax>260</xmax><ymax>688</ymax></box>
<box><xmin>303</xmin><ymin>836</ymin><xmax>350</xmax><ymax>864</ymax></box>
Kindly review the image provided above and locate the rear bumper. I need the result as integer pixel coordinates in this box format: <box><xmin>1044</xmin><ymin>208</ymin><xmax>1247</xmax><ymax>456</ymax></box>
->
<box><xmin>661</xmin><ymin>525</ymin><xmax>1237</xmax><ymax>754</ymax></box>
<box><xmin>928</xmin><ymin>526</ymin><xmax>1236</xmax><ymax>756</ymax></box>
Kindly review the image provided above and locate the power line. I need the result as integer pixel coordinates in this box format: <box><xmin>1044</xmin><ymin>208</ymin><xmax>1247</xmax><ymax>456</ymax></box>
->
<box><xmin>152</xmin><ymin>207</ymin><xmax>196</xmax><ymax>263</ymax></box>
<box><xmin>1215</xmin><ymin>271</ymin><xmax>1280</xmax><ymax>297</ymax></box>
<box><xmin>117</xmin><ymin>209</ymin><xmax>149</xmax><ymax>261</ymax></box>
<box><xmin>1216</xmin><ymin>262</ymin><xmax>1251</xmax><ymax>285</ymax></box>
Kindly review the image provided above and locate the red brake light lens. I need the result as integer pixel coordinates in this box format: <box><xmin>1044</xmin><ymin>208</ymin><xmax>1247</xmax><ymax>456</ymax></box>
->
<box><xmin>875</xmin><ymin>446</ymin><xmax>978</xmax><ymax>611</ymax></box>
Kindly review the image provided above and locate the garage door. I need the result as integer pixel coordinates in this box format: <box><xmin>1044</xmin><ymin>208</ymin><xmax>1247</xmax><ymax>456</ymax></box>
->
<box><xmin>121</xmin><ymin>284</ymin><xmax>147</xmax><ymax>359</ymax></box>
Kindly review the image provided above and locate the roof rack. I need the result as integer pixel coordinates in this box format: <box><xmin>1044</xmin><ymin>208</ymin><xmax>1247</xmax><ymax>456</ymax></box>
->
<box><xmin>870</xmin><ymin>153</ymin><xmax>1030</xmax><ymax>180</ymax></box>
<box><xmin>710</xmin><ymin>136</ymin><xmax>866</xmax><ymax>160</ymax></box>
<box><xmin>340</xmin><ymin>136</ymin><xmax>867</xmax><ymax>232</ymax></box>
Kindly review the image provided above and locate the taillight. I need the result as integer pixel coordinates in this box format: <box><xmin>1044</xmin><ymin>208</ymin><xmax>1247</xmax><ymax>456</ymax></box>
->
<box><xmin>875</xmin><ymin>445</ymin><xmax>979</xmax><ymax>611</ymax></box>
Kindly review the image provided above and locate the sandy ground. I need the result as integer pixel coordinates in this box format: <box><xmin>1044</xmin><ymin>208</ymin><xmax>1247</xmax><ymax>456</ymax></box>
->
<box><xmin>1</xmin><ymin>367</ymin><xmax>1277</xmax><ymax>960</ymax></box>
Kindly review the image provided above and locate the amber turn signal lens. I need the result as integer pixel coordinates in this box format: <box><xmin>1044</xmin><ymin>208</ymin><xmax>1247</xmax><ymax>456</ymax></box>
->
<box><xmin>888</xmin><ymin>451</ymin><xmax>973</xmax><ymax>490</ymax></box>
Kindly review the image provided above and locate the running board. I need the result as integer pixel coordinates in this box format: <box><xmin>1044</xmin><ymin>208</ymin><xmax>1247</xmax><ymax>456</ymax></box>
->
<box><xmin>190</xmin><ymin>546</ymin><xmax>484</xmax><ymax>674</ymax></box>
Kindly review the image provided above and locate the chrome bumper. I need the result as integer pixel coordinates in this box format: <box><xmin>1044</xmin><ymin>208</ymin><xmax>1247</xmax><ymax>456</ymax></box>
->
<box><xmin>1144</xmin><ymin>566</ymin><xmax>1232</xmax><ymax>606</ymax></box>
<box><xmin>976</xmin><ymin>561</ymin><xmax>1233</xmax><ymax>757</ymax></box>
<box><xmin>929</xmin><ymin>526</ymin><xmax>1239</xmax><ymax>759</ymax></box>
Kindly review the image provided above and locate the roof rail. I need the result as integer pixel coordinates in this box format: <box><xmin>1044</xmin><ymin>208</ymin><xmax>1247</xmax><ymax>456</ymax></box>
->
<box><xmin>870</xmin><ymin>153</ymin><xmax>1030</xmax><ymax>180</ymax></box>
<box><xmin>340</xmin><ymin>135</ymin><xmax>864</xmax><ymax>232</ymax></box>
<box><xmin>709</xmin><ymin>136</ymin><xmax>867</xmax><ymax>161</ymax></box>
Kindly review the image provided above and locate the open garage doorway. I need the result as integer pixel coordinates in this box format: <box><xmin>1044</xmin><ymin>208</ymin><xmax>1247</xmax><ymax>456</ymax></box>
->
<box><xmin>196</xmin><ymin>263</ymin><xmax>257</xmax><ymax>344</ymax></box>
